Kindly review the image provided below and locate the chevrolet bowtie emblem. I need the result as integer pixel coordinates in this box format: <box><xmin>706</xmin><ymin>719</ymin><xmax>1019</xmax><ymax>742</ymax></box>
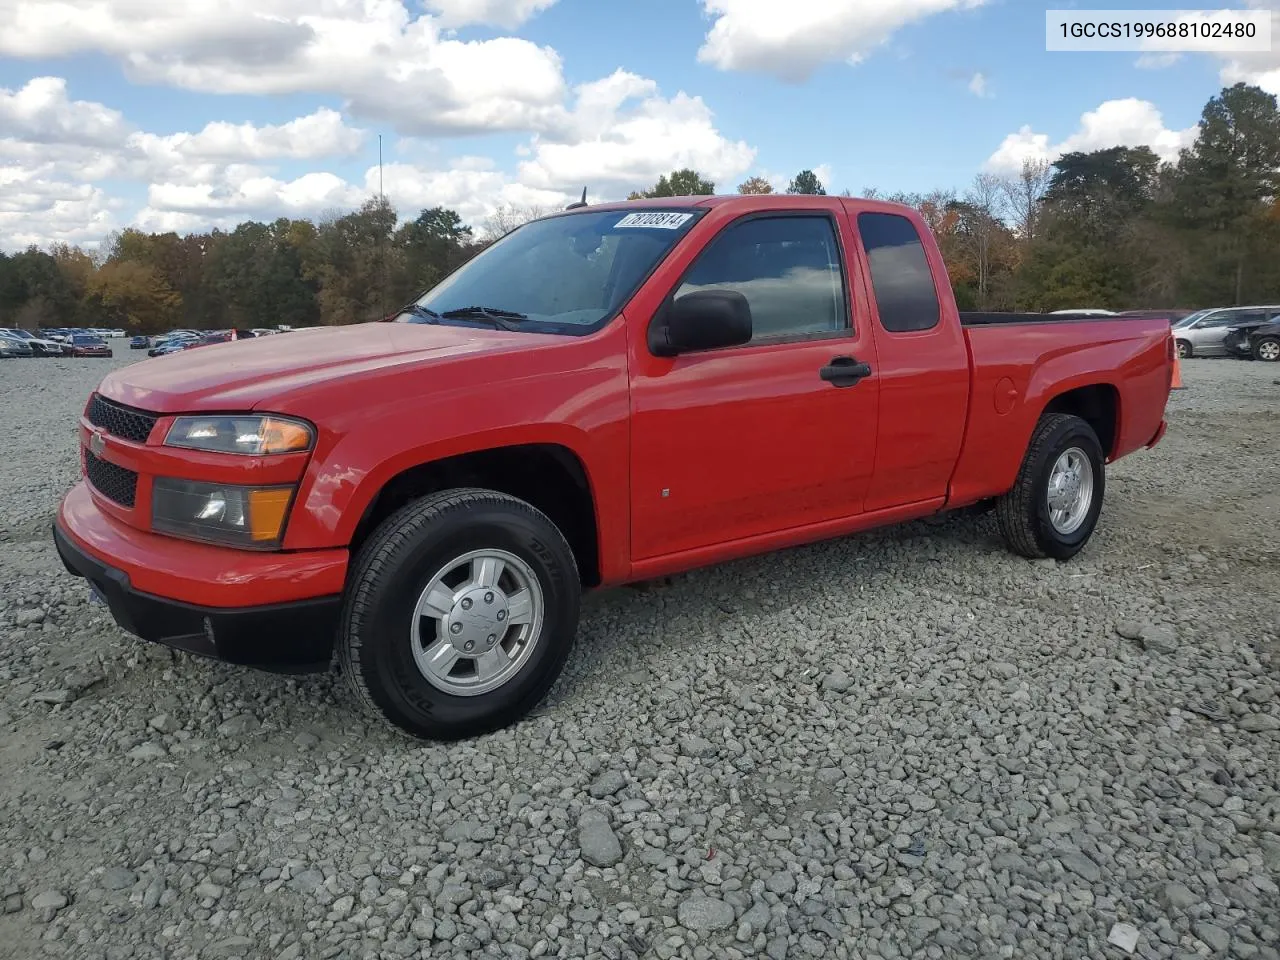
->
<box><xmin>89</xmin><ymin>431</ymin><xmax>106</xmax><ymax>456</ymax></box>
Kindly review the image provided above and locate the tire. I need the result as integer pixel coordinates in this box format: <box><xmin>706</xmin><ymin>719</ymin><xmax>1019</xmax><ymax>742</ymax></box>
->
<box><xmin>1253</xmin><ymin>336</ymin><xmax>1280</xmax><ymax>362</ymax></box>
<box><xmin>995</xmin><ymin>413</ymin><xmax>1106</xmax><ymax>561</ymax></box>
<box><xmin>1175</xmin><ymin>339</ymin><xmax>1191</xmax><ymax>360</ymax></box>
<box><xmin>339</xmin><ymin>488</ymin><xmax>580</xmax><ymax>740</ymax></box>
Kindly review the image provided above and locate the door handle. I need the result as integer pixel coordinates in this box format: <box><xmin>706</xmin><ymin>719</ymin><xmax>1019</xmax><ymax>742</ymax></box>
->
<box><xmin>819</xmin><ymin>355</ymin><xmax>872</xmax><ymax>387</ymax></box>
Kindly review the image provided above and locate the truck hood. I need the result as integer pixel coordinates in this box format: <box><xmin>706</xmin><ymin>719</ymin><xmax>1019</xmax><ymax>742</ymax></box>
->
<box><xmin>97</xmin><ymin>323</ymin><xmax>534</xmax><ymax>413</ymax></box>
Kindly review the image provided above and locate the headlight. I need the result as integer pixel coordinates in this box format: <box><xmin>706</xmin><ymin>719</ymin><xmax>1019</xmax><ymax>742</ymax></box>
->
<box><xmin>165</xmin><ymin>415</ymin><xmax>313</xmax><ymax>455</ymax></box>
<box><xmin>152</xmin><ymin>478</ymin><xmax>296</xmax><ymax>549</ymax></box>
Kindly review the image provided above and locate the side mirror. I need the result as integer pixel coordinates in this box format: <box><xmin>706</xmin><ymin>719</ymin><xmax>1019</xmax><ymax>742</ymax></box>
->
<box><xmin>649</xmin><ymin>290</ymin><xmax>752</xmax><ymax>357</ymax></box>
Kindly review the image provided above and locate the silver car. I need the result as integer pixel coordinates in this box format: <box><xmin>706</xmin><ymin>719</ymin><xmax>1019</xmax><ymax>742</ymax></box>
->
<box><xmin>1172</xmin><ymin>306</ymin><xmax>1280</xmax><ymax>358</ymax></box>
<box><xmin>0</xmin><ymin>332</ymin><xmax>34</xmax><ymax>358</ymax></box>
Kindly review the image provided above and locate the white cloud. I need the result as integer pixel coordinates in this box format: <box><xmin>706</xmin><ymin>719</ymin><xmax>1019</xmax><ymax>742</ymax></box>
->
<box><xmin>1136</xmin><ymin>53</ymin><xmax>1181</xmax><ymax>70</ymax></box>
<box><xmin>967</xmin><ymin>71</ymin><xmax>991</xmax><ymax>98</ymax></box>
<box><xmin>0</xmin><ymin>76</ymin><xmax>130</xmax><ymax>147</ymax></box>
<box><xmin>0</xmin><ymin>164</ymin><xmax>121</xmax><ymax>248</ymax></box>
<box><xmin>423</xmin><ymin>0</ymin><xmax>558</xmax><ymax>29</ymax></box>
<box><xmin>516</xmin><ymin>70</ymin><xmax>755</xmax><ymax>194</ymax></box>
<box><xmin>1215</xmin><ymin>0</ymin><xmax>1280</xmax><ymax>95</ymax></box>
<box><xmin>0</xmin><ymin>0</ymin><xmax>569</xmax><ymax>136</ymax></box>
<box><xmin>0</xmin><ymin>69</ymin><xmax>757</xmax><ymax>250</ymax></box>
<box><xmin>134</xmin><ymin>109</ymin><xmax>365</xmax><ymax>164</ymax></box>
<box><xmin>984</xmin><ymin>98</ymin><xmax>1198</xmax><ymax>175</ymax></box>
<box><xmin>696</xmin><ymin>0</ymin><xmax>990</xmax><ymax>82</ymax></box>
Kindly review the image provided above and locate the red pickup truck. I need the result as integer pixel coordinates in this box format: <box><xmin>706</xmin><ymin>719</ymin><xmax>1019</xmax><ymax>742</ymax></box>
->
<box><xmin>54</xmin><ymin>195</ymin><xmax>1174</xmax><ymax>739</ymax></box>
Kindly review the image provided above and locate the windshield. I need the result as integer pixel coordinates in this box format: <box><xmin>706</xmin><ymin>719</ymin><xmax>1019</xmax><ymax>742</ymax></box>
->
<box><xmin>1173</xmin><ymin>310</ymin><xmax>1211</xmax><ymax>328</ymax></box>
<box><xmin>402</xmin><ymin>208</ymin><xmax>703</xmax><ymax>335</ymax></box>
<box><xmin>73</xmin><ymin>335</ymin><xmax>104</xmax><ymax>344</ymax></box>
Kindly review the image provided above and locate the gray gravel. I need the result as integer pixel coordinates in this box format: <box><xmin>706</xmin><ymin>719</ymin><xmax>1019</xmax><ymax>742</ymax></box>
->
<box><xmin>1</xmin><ymin>352</ymin><xmax>1278</xmax><ymax>960</ymax></box>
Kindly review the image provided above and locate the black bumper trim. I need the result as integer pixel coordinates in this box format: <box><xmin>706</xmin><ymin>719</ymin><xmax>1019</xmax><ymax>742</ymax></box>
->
<box><xmin>53</xmin><ymin>522</ymin><xmax>340</xmax><ymax>673</ymax></box>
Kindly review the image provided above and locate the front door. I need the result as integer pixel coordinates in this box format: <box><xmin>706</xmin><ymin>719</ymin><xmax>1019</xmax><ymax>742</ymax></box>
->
<box><xmin>628</xmin><ymin>208</ymin><xmax>880</xmax><ymax>561</ymax></box>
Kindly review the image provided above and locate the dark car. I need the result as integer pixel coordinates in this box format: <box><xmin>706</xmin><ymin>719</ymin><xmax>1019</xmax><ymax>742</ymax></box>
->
<box><xmin>1222</xmin><ymin>309</ymin><xmax>1280</xmax><ymax>361</ymax></box>
<box><xmin>182</xmin><ymin>330</ymin><xmax>236</xmax><ymax>350</ymax></box>
<box><xmin>1225</xmin><ymin>316</ymin><xmax>1280</xmax><ymax>362</ymax></box>
<box><xmin>69</xmin><ymin>334</ymin><xmax>113</xmax><ymax>358</ymax></box>
<box><xmin>129</xmin><ymin>335</ymin><xmax>150</xmax><ymax>349</ymax></box>
<box><xmin>148</xmin><ymin>339</ymin><xmax>192</xmax><ymax>357</ymax></box>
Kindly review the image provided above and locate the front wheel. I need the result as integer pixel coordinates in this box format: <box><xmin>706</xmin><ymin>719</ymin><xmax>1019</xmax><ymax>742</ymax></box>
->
<box><xmin>1253</xmin><ymin>337</ymin><xmax>1280</xmax><ymax>362</ymax></box>
<box><xmin>339</xmin><ymin>488</ymin><xmax>580</xmax><ymax>740</ymax></box>
<box><xmin>995</xmin><ymin>413</ymin><xmax>1105</xmax><ymax>561</ymax></box>
<box><xmin>1175</xmin><ymin>340</ymin><xmax>1191</xmax><ymax>360</ymax></box>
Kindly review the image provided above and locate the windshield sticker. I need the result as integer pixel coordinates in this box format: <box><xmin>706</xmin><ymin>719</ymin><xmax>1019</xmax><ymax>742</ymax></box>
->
<box><xmin>614</xmin><ymin>212</ymin><xmax>694</xmax><ymax>230</ymax></box>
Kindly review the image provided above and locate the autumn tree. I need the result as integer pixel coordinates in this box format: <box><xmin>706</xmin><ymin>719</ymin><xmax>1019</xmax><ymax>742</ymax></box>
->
<box><xmin>786</xmin><ymin>169</ymin><xmax>827</xmax><ymax>195</ymax></box>
<box><xmin>87</xmin><ymin>260</ymin><xmax>181</xmax><ymax>331</ymax></box>
<box><xmin>737</xmin><ymin>176</ymin><xmax>774</xmax><ymax>195</ymax></box>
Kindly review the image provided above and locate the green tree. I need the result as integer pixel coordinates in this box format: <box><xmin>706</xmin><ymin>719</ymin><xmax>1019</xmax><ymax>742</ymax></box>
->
<box><xmin>628</xmin><ymin>169</ymin><xmax>715</xmax><ymax>199</ymax></box>
<box><xmin>395</xmin><ymin>207</ymin><xmax>474</xmax><ymax>298</ymax></box>
<box><xmin>786</xmin><ymin>169</ymin><xmax>827</xmax><ymax>195</ymax></box>
<box><xmin>1169</xmin><ymin>83</ymin><xmax>1280</xmax><ymax>303</ymax></box>
<box><xmin>202</xmin><ymin>220</ymin><xmax>318</xmax><ymax>329</ymax></box>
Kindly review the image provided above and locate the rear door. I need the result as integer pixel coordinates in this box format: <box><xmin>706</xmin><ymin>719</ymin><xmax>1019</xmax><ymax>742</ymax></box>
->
<box><xmin>845</xmin><ymin>205</ymin><xmax>970</xmax><ymax>512</ymax></box>
<box><xmin>628</xmin><ymin>204</ymin><xmax>880</xmax><ymax>560</ymax></box>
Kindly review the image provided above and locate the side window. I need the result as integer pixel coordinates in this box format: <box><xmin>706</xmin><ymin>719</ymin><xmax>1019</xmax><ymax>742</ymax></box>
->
<box><xmin>674</xmin><ymin>216</ymin><xmax>848</xmax><ymax>343</ymax></box>
<box><xmin>857</xmin><ymin>212</ymin><xmax>940</xmax><ymax>333</ymax></box>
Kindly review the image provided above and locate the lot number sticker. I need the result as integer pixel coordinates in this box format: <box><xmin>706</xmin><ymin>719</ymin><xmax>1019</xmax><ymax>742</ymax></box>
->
<box><xmin>614</xmin><ymin>212</ymin><xmax>694</xmax><ymax>229</ymax></box>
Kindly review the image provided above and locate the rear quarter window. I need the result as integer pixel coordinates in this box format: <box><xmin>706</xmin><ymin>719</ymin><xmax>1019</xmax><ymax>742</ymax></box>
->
<box><xmin>857</xmin><ymin>212</ymin><xmax>940</xmax><ymax>333</ymax></box>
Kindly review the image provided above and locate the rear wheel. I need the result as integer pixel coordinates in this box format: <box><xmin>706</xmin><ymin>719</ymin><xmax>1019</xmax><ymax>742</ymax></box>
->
<box><xmin>1253</xmin><ymin>337</ymin><xmax>1280</xmax><ymax>362</ymax></box>
<box><xmin>1175</xmin><ymin>340</ymin><xmax>1191</xmax><ymax>360</ymax></box>
<box><xmin>995</xmin><ymin>413</ymin><xmax>1105</xmax><ymax>561</ymax></box>
<box><xmin>339</xmin><ymin>488</ymin><xmax>580</xmax><ymax>740</ymax></box>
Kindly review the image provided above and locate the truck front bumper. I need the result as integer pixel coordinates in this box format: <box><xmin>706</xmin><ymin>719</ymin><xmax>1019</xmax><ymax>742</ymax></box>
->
<box><xmin>54</xmin><ymin>482</ymin><xmax>347</xmax><ymax>672</ymax></box>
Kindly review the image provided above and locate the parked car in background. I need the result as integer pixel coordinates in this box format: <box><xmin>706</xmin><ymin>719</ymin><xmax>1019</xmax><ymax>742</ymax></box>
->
<box><xmin>1116</xmin><ymin>308</ymin><xmax>1196</xmax><ymax>323</ymax></box>
<box><xmin>148</xmin><ymin>332</ymin><xmax>198</xmax><ymax>356</ymax></box>
<box><xmin>0</xmin><ymin>327</ymin><xmax>68</xmax><ymax>357</ymax></box>
<box><xmin>182</xmin><ymin>330</ymin><xmax>234</xmax><ymax>350</ymax></box>
<box><xmin>1171</xmin><ymin>306</ymin><xmax>1280</xmax><ymax>358</ymax></box>
<box><xmin>1050</xmin><ymin>308</ymin><xmax>1116</xmax><ymax>317</ymax></box>
<box><xmin>148</xmin><ymin>340</ymin><xmax>190</xmax><ymax>357</ymax></box>
<box><xmin>0</xmin><ymin>332</ymin><xmax>34</xmax><ymax>358</ymax></box>
<box><xmin>1224</xmin><ymin>314</ymin><xmax>1280</xmax><ymax>362</ymax></box>
<box><xmin>129</xmin><ymin>336</ymin><xmax>150</xmax><ymax>350</ymax></box>
<box><xmin>69</xmin><ymin>334</ymin><xmax>113</xmax><ymax>358</ymax></box>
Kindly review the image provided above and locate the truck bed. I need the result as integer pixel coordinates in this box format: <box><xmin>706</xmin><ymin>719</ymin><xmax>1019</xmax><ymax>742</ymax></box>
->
<box><xmin>946</xmin><ymin>315</ymin><xmax>1173</xmax><ymax>509</ymax></box>
<box><xmin>958</xmin><ymin>312</ymin><xmax>1162</xmax><ymax>326</ymax></box>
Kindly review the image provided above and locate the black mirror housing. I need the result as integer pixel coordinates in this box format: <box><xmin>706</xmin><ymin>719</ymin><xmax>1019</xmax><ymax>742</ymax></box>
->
<box><xmin>649</xmin><ymin>290</ymin><xmax>752</xmax><ymax>357</ymax></box>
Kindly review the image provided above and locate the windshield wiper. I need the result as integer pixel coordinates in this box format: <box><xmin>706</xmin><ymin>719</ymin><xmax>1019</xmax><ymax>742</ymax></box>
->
<box><xmin>397</xmin><ymin>303</ymin><xmax>442</xmax><ymax>324</ymax></box>
<box><xmin>439</xmin><ymin>306</ymin><xmax>529</xmax><ymax>331</ymax></box>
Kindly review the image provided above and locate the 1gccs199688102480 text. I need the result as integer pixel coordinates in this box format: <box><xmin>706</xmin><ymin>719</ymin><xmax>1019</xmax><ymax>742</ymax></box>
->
<box><xmin>1046</xmin><ymin>9</ymin><xmax>1272</xmax><ymax>52</ymax></box>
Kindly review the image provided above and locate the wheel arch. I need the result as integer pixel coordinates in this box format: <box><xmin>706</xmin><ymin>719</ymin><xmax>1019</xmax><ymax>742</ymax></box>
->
<box><xmin>347</xmin><ymin>442</ymin><xmax>603</xmax><ymax>588</ymax></box>
<box><xmin>1039</xmin><ymin>382</ymin><xmax>1120</xmax><ymax>460</ymax></box>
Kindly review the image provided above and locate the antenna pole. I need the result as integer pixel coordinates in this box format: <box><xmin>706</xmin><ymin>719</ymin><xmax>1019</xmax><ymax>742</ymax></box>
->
<box><xmin>378</xmin><ymin>134</ymin><xmax>384</xmax><ymax>202</ymax></box>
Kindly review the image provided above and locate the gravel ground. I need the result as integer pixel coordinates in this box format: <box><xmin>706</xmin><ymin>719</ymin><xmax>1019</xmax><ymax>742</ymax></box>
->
<box><xmin>1</xmin><ymin>352</ymin><xmax>1278</xmax><ymax>960</ymax></box>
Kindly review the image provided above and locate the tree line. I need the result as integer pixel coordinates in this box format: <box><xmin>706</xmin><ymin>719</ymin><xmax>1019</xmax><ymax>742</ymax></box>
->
<box><xmin>2</xmin><ymin>82</ymin><xmax>1278</xmax><ymax>332</ymax></box>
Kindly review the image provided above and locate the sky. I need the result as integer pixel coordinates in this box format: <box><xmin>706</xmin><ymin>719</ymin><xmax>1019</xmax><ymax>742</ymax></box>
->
<box><xmin>1</xmin><ymin>0</ymin><xmax>1278</xmax><ymax>251</ymax></box>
